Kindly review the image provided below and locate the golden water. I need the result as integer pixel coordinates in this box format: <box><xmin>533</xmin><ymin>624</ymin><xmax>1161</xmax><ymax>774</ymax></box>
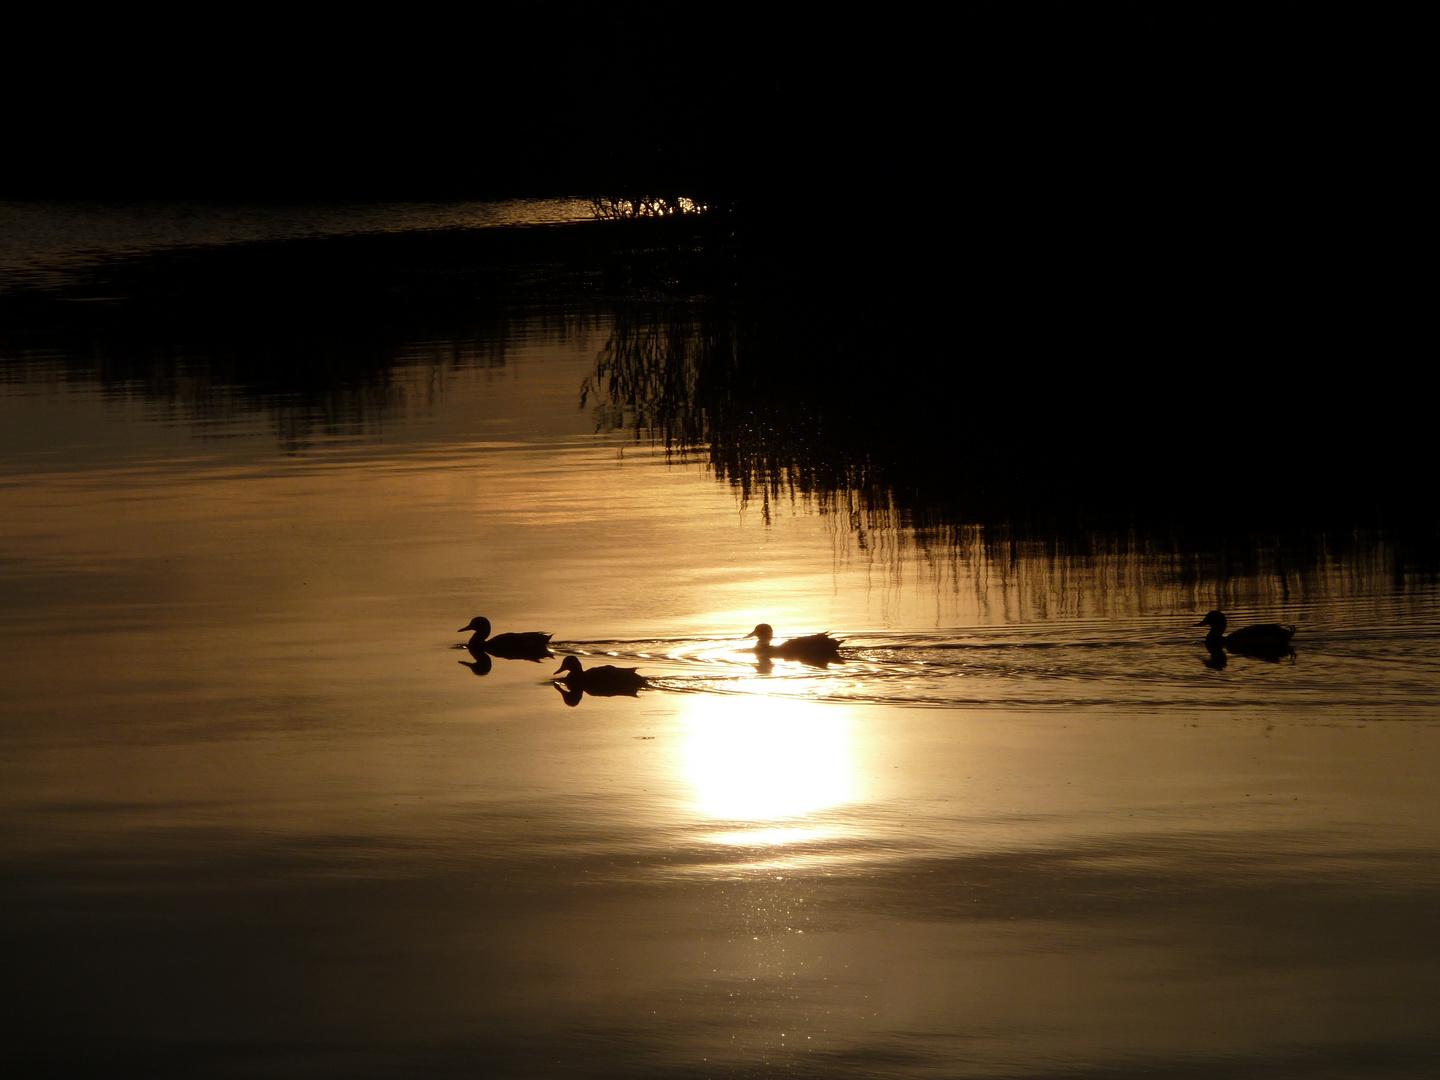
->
<box><xmin>3</xmin><ymin>313</ymin><xmax>1438</xmax><ymax>1077</ymax></box>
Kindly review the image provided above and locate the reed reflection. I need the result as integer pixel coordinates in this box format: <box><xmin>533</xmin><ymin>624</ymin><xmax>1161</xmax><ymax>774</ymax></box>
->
<box><xmin>7</xmin><ymin>206</ymin><xmax>1430</xmax><ymax>593</ymax></box>
<box><xmin>584</xmin><ymin>305</ymin><xmax>1439</xmax><ymax>593</ymax></box>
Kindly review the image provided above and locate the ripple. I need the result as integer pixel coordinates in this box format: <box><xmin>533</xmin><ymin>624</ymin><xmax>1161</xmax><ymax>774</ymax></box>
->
<box><xmin>553</xmin><ymin>619</ymin><xmax>1440</xmax><ymax>718</ymax></box>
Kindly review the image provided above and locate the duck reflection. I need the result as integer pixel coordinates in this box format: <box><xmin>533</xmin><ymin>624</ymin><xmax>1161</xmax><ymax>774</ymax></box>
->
<box><xmin>744</xmin><ymin>623</ymin><xmax>844</xmax><ymax>668</ymax></box>
<box><xmin>1197</xmin><ymin>610</ymin><xmax>1297</xmax><ymax>662</ymax></box>
<box><xmin>458</xmin><ymin>616</ymin><xmax>554</xmax><ymax>661</ymax></box>
<box><xmin>459</xmin><ymin>654</ymin><xmax>493</xmax><ymax>677</ymax></box>
<box><xmin>552</xmin><ymin>655</ymin><xmax>650</xmax><ymax>706</ymax></box>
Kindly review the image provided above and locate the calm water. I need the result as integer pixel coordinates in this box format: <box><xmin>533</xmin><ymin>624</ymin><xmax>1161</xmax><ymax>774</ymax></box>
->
<box><xmin>2</xmin><ymin>206</ymin><xmax>1439</xmax><ymax>1078</ymax></box>
<box><xmin>0</xmin><ymin>198</ymin><xmax>596</xmax><ymax>289</ymax></box>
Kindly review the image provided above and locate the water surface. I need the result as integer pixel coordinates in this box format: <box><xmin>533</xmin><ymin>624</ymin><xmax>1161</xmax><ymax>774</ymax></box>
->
<box><xmin>2</xmin><ymin>211</ymin><xmax>1438</xmax><ymax>1078</ymax></box>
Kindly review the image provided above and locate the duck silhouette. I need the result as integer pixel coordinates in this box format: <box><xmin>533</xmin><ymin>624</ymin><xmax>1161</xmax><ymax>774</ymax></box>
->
<box><xmin>745</xmin><ymin>623</ymin><xmax>844</xmax><ymax>666</ymax></box>
<box><xmin>552</xmin><ymin>655</ymin><xmax>649</xmax><ymax>697</ymax></box>
<box><xmin>1197</xmin><ymin>610</ymin><xmax>1296</xmax><ymax>659</ymax></box>
<box><xmin>458</xmin><ymin>617</ymin><xmax>554</xmax><ymax>661</ymax></box>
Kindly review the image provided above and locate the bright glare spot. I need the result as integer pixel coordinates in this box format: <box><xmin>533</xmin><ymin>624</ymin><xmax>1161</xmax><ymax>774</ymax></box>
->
<box><xmin>679</xmin><ymin>695</ymin><xmax>856</xmax><ymax>821</ymax></box>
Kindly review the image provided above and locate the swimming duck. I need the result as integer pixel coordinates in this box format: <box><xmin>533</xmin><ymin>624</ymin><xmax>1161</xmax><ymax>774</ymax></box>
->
<box><xmin>745</xmin><ymin>623</ymin><xmax>844</xmax><ymax>664</ymax></box>
<box><xmin>458</xmin><ymin>617</ymin><xmax>554</xmax><ymax>661</ymax></box>
<box><xmin>1197</xmin><ymin>610</ymin><xmax>1296</xmax><ymax>657</ymax></box>
<box><xmin>552</xmin><ymin>655</ymin><xmax>649</xmax><ymax>696</ymax></box>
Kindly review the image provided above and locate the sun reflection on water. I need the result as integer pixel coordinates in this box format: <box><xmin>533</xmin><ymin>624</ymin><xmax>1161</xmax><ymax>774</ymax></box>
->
<box><xmin>679</xmin><ymin>694</ymin><xmax>859</xmax><ymax>832</ymax></box>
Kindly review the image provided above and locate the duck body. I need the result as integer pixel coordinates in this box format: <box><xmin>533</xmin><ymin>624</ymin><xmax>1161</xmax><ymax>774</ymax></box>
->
<box><xmin>553</xmin><ymin>655</ymin><xmax>648</xmax><ymax>696</ymax></box>
<box><xmin>1197</xmin><ymin>610</ymin><xmax>1296</xmax><ymax>657</ymax></box>
<box><xmin>745</xmin><ymin>623</ymin><xmax>844</xmax><ymax>664</ymax></box>
<box><xmin>458</xmin><ymin>616</ymin><xmax>554</xmax><ymax>661</ymax></box>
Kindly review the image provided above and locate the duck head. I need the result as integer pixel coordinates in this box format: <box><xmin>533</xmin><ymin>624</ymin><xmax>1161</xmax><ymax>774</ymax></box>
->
<box><xmin>458</xmin><ymin>616</ymin><xmax>491</xmax><ymax>637</ymax></box>
<box><xmin>1196</xmin><ymin>611</ymin><xmax>1227</xmax><ymax>632</ymax></box>
<box><xmin>554</xmin><ymin>655</ymin><xmax>585</xmax><ymax>678</ymax></box>
<box><xmin>745</xmin><ymin>623</ymin><xmax>775</xmax><ymax>644</ymax></box>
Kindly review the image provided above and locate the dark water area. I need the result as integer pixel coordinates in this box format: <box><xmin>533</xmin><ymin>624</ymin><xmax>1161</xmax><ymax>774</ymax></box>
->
<box><xmin>2</xmin><ymin>198</ymin><xmax>1437</xmax><ymax>1079</ymax></box>
<box><xmin>4</xmin><ymin>201</ymin><xmax>1428</xmax><ymax>559</ymax></box>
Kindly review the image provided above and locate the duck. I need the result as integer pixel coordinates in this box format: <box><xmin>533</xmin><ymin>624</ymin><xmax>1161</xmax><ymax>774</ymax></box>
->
<box><xmin>1197</xmin><ymin>610</ymin><xmax>1296</xmax><ymax>657</ymax></box>
<box><xmin>745</xmin><ymin>623</ymin><xmax>844</xmax><ymax>665</ymax></box>
<box><xmin>552</xmin><ymin>655</ymin><xmax>649</xmax><ymax>696</ymax></box>
<box><xmin>457</xmin><ymin>617</ymin><xmax>554</xmax><ymax>661</ymax></box>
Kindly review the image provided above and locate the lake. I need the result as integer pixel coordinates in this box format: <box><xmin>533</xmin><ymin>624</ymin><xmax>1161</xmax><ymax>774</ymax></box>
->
<box><xmin>2</xmin><ymin>200</ymin><xmax>1438</xmax><ymax>1078</ymax></box>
